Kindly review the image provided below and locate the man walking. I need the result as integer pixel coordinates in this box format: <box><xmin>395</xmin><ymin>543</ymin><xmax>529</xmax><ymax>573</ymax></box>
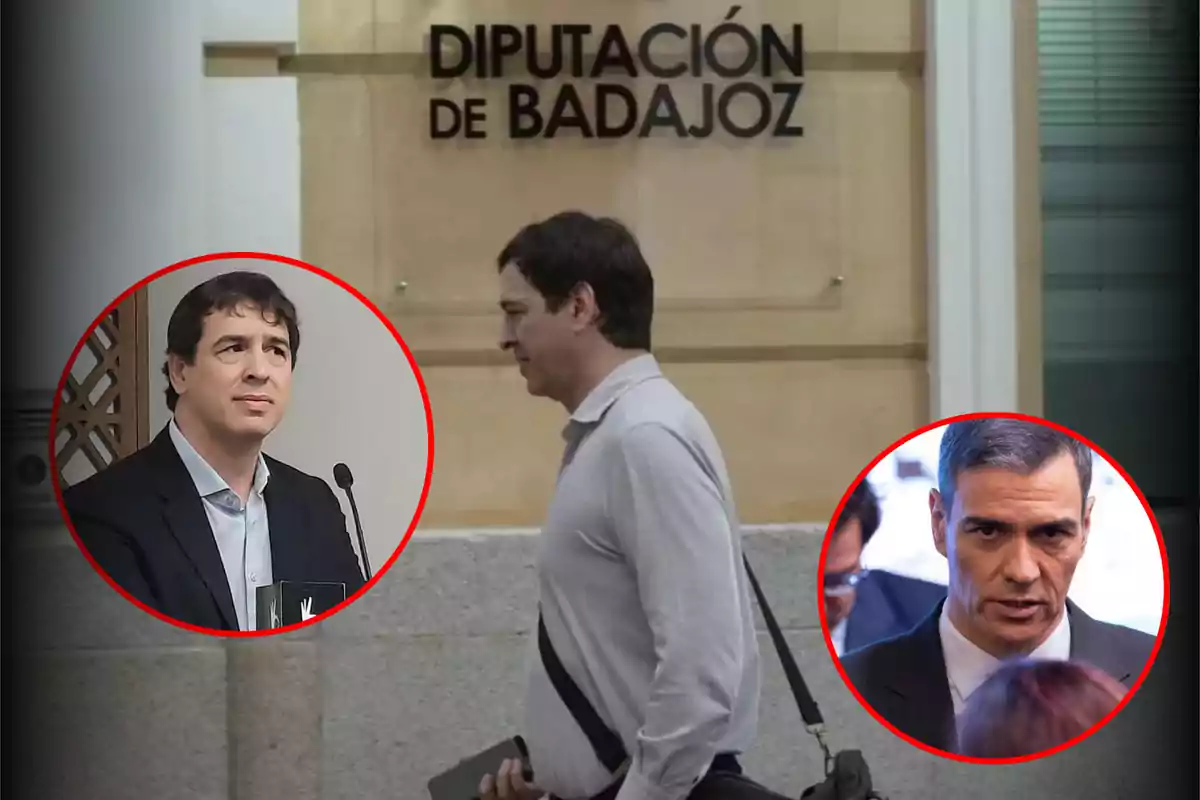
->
<box><xmin>481</xmin><ymin>211</ymin><xmax>761</xmax><ymax>800</ymax></box>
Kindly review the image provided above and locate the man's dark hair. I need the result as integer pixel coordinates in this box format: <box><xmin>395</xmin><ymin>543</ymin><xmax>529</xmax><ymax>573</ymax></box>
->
<box><xmin>162</xmin><ymin>271</ymin><xmax>300</xmax><ymax>411</ymax></box>
<box><xmin>937</xmin><ymin>418</ymin><xmax>1093</xmax><ymax>513</ymax></box>
<box><xmin>834</xmin><ymin>479</ymin><xmax>881</xmax><ymax>547</ymax></box>
<box><xmin>496</xmin><ymin>210</ymin><xmax>654</xmax><ymax>350</ymax></box>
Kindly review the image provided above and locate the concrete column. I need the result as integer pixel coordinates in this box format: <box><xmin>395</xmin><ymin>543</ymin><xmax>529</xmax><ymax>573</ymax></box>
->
<box><xmin>227</xmin><ymin>632</ymin><xmax>323</xmax><ymax>800</ymax></box>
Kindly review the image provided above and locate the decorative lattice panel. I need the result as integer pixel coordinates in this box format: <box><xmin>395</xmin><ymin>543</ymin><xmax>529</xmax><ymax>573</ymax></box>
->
<box><xmin>55</xmin><ymin>290</ymin><xmax>150</xmax><ymax>488</ymax></box>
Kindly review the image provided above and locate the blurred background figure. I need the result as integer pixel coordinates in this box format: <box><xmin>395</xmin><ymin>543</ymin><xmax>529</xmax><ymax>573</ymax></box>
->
<box><xmin>825</xmin><ymin>480</ymin><xmax>945</xmax><ymax>656</ymax></box>
<box><xmin>956</xmin><ymin>658</ymin><xmax>1127</xmax><ymax>758</ymax></box>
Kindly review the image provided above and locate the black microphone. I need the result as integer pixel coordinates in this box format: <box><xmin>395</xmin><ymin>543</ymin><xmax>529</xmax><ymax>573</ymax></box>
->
<box><xmin>333</xmin><ymin>462</ymin><xmax>372</xmax><ymax>581</ymax></box>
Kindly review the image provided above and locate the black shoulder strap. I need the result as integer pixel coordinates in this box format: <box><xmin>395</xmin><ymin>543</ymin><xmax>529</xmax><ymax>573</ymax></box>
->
<box><xmin>740</xmin><ymin>555</ymin><xmax>826</xmax><ymax>730</ymax></box>
<box><xmin>536</xmin><ymin>554</ymin><xmax>831</xmax><ymax>775</ymax></box>
<box><xmin>537</xmin><ymin>614</ymin><xmax>628</xmax><ymax>774</ymax></box>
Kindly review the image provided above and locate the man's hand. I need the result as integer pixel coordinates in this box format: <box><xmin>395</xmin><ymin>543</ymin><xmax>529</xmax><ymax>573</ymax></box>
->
<box><xmin>478</xmin><ymin>757</ymin><xmax>544</xmax><ymax>800</ymax></box>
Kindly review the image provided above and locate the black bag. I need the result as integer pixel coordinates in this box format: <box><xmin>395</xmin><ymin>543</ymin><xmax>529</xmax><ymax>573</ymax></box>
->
<box><xmin>537</xmin><ymin>555</ymin><xmax>888</xmax><ymax>800</ymax></box>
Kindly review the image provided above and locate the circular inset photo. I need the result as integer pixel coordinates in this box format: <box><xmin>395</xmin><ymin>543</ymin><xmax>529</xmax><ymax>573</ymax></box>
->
<box><xmin>50</xmin><ymin>252</ymin><xmax>434</xmax><ymax>636</ymax></box>
<box><xmin>819</xmin><ymin>412</ymin><xmax>1168</xmax><ymax>763</ymax></box>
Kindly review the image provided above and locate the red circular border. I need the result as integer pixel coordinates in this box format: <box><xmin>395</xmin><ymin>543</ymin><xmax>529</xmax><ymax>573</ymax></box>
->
<box><xmin>816</xmin><ymin>410</ymin><xmax>1171</xmax><ymax>765</ymax></box>
<box><xmin>48</xmin><ymin>251</ymin><xmax>436</xmax><ymax>638</ymax></box>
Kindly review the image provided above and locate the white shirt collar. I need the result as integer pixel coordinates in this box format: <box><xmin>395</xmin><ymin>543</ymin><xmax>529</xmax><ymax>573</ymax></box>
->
<box><xmin>830</xmin><ymin>618</ymin><xmax>848</xmax><ymax>657</ymax></box>
<box><xmin>939</xmin><ymin>601</ymin><xmax>1072</xmax><ymax>713</ymax></box>
<box><xmin>566</xmin><ymin>353</ymin><xmax>661</xmax><ymax>429</ymax></box>
<box><xmin>168</xmin><ymin>417</ymin><xmax>270</xmax><ymax>500</ymax></box>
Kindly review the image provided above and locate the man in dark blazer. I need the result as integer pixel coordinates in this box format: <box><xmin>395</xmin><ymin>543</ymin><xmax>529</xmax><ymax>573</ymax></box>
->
<box><xmin>62</xmin><ymin>271</ymin><xmax>366</xmax><ymax>631</ymax></box>
<box><xmin>842</xmin><ymin>569</ymin><xmax>947</xmax><ymax>655</ymax></box>
<box><xmin>842</xmin><ymin>596</ymin><xmax>1153</xmax><ymax>752</ymax></box>
<box><xmin>839</xmin><ymin>418</ymin><xmax>1156</xmax><ymax>754</ymax></box>
<box><xmin>825</xmin><ymin>478</ymin><xmax>948</xmax><ymax>655</ymax></box>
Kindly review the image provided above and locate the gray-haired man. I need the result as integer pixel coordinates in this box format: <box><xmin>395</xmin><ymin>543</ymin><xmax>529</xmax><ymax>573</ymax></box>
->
<box><xmin>839</xmin><ymin>417</ymin><xmax>1155</xmax><ymax>753</ymax></box>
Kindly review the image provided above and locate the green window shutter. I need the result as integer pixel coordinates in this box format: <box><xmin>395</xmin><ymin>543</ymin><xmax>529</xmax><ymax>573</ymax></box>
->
<box><xmin>1039</xmin><ymin>0</ymin><xmax>1193</xmax><ymax>136</ymax></box>
<box><xmin>1037</xmin><ymin>0</ymin><xmax>1196</xmax><ymax>505</ymax></box>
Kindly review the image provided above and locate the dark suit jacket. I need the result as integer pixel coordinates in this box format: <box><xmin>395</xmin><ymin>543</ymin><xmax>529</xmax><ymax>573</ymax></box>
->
<box><xmin>62</xmin><ymin>427</ymin><xmax>367</xmax><ymax>631</ymax></box>
<box><xmin>843</xmin><ymin>570</ymin><xmax>947</xmax><ymax>654</ymax></box>
<box><xmin>840</xmin><ymin>598</ymin><xmax>1156</xmax><ymax>753</ymax></box>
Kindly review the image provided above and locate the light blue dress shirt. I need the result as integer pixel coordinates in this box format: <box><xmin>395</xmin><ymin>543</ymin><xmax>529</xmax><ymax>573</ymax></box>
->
<box><xmin>168</xmin><ymin>418</ymin><xmax>274</xmax><ymax>631</ymax></box>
